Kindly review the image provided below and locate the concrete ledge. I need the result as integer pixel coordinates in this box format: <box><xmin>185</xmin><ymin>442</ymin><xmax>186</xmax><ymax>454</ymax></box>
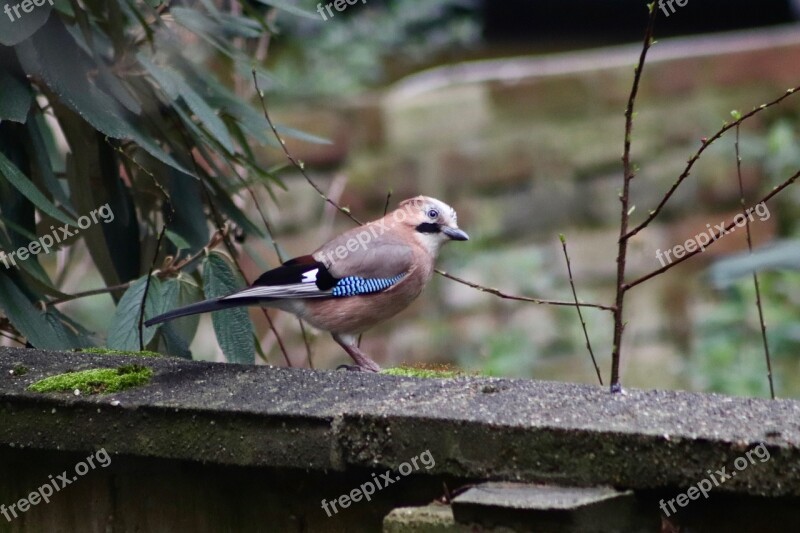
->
<box><xmin>2</xmin><ymin>346</ymin><xmax>799</xmax><ymax>500</ymax></box>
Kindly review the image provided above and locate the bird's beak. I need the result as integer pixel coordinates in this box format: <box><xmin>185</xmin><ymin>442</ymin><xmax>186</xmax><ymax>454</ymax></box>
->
<box><xmin>442</xmin><ymin>226</ymin><xmax>469</xmax><ymax>241</ymax></box>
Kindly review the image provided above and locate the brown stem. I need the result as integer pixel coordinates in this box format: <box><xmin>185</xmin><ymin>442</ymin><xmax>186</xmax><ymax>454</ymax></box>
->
<box><xmin>560</xmin><ymin>235</ymin><xmax>603</xmax><ymax>385</ymax></box>
<box><xmin>625</xmin><ymin>167</ymin><xmax>800</xmax><ymax>290</ymax></box>
<box><xmin>624</xmin><ymin>86</ymin><xmax>800</xmax><ymax>241</ymax></box>
<box><xmin>735</xmin><ymin>125</ymin><xmax>775</xmax><ymax>399</ymax></box>
<box><xmin>610</xmin><ymin>4</ymin><xmax>658</xmax><ymax>393</ymax></box>
<box><xmin>434</xmin><ymin>269</ymin><xmax>615</xmax><ymax>312</ymax></box>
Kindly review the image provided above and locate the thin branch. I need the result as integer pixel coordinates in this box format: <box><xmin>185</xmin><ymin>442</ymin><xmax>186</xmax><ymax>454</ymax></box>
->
<box><xmin>433</xmin><ymin>269</ymin><xmax>615</xmax><ymax>311</ymax></box>
<box><xmin>735</xmin><ymin>124</ymin><xmax>775</xmax><ymax>399</ymax></box>
<box><xmin>251</xmin><ymin>70</ymin><xmax>613</xmax><ymax>313</ymax></box>
<box><xmin>610</xmin><ymin>3</ymin><xmax>658</xmax><ymax>392</ymax></box>
<box><xmin>0</xmin><ymin>328</ymin><xmax>25</xmax><ymax>346</ymax></box>
<box><xmin>252</xmin><ymin>70</ymin><xmax>363</xmax><ymax>226</ymax></box>
<box><xmin>45</xmin><ymin>229</ymin><xmax>226</xmax><ymax>307</ymax></box>
<box><xmin>625</xmin><ymin>167</ymin><xmax>800</xmax><ymax>290</ymax></box>
<box><xmin>560</xmin><ymin>235</ymin><xmax>602</xmax><ymax>385</ymax></box>
<box><xmin>624</xmin><ymin>86</ymin><xmax>800</xmax><ymax>241</ymax></box>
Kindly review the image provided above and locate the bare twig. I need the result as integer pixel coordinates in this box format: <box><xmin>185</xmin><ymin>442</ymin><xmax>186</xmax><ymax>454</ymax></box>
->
<box><xmin>735</xmin><ymin>124</ymin><xmax>775</xmax><ymax>399</ymax></box>
<box><xmin>0</xmin><ymin>327</ymin><xmax>25</xmax><ymax>346</ymax></box>
<box><xmin>433</xmin><ymin>269</ymin><xmax>615</xmax><ymax>311</ymax></box>
<box><xmin>625</xmin><ymin>86</ymin><xmax>800</xmax><ymax>241</ymax></box>
<box><xmin>560</xmin><ymin>235</ymin><xmax>602</xmax><ymax>386</ymax></box>
<box><xmin>625</xmin><ymin>167</ymin><xmax>800</xmax><ymax>290</ymax></box>
<box><xmin>253</xmin><ymin>71</ymin><xmax>363</xmax><ymax>226</ymax></box>
<box><xmin>45</xmin><ymin>229</ymin><xmax>227</xmax><ymax>307</ymax></box>
<box><xmin>610</xmin><ymin>3</ymin><xmax>658</xmax><ymax>392</ymax></box>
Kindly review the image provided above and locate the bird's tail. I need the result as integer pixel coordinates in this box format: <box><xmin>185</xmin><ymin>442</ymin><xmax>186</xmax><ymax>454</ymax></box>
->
<box><xmin>144</xmin><ymin>298</ymin><xmax>249</xmax><ymax>327</ymax></box>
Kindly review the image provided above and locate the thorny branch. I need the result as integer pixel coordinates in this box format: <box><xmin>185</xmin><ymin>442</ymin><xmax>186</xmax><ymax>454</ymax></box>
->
<box><xmin>610</xmin><ymin>2</ymin><xmax>658</xmax><ymax>392</ymax></box>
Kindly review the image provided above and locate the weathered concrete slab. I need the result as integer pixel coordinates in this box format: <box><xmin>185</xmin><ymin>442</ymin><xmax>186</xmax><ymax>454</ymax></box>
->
<box><xmin>1</xmin><ymin>346</ymin><xmax>799</xmax><ymax>501</ymax></box>
<box><xmin>451</xmin><ymin>483</ymin><xmax>650</xmax><ymax>532</ymax></box>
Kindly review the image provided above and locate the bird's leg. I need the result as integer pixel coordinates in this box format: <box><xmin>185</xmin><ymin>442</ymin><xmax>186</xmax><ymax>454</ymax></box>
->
<box><xmin>332</xmin><ymin>333</ymin><xmax>381</xmax><ymax>373</ymax></box>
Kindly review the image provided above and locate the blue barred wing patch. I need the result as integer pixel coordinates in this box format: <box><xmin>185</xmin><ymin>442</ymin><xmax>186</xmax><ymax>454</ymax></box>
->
<box><xmin>331</xmin><ymin>273</ymin><xmax>406</xmax><ymax>297</ymax></box>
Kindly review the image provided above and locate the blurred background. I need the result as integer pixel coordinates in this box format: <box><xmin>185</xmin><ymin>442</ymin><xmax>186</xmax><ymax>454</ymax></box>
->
<box><xmin>3</xmin><ymin>0</ymin><xmax>800</xmax><ymax>398</ymax></box>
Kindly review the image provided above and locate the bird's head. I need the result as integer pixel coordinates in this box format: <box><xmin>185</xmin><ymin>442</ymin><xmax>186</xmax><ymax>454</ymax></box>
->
<box><xmin>394</xmin><ymin>196</ymin><xmax>469</xmax><ymax>254</ymax></box>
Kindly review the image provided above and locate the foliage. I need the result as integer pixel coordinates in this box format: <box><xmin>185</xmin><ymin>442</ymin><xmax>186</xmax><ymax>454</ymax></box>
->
<box><xmin>0</xmin><ymin>1</ymin><xmax>318</xmax><ymax>361</ymax></box>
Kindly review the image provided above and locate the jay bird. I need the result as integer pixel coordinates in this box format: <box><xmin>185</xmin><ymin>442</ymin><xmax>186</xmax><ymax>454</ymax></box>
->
<box><xmin>145</xmin><ymin>196</ymin><xmax>468</xmax><ymax>372</ymax></box>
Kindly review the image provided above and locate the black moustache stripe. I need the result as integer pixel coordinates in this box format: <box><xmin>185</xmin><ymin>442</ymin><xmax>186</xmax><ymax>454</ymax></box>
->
<box><xmin>415</xmin><ymin>223</ymin><xmax>440</xmax><ymax>234</ymax></box>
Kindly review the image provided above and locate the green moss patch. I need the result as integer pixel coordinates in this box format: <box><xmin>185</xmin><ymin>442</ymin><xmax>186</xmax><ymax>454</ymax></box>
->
<box><xmin>80</xmin><ymin>347</ymin><xmax>162</xmax><ymax>358</ymax></box>
<box><xmin>381</xmin><ymin>364</ymin><xmax>468</xmax><ymax>379</ymax></box>
<box><xmin>28</xmin><ymin>365</ymin><xmax>153</xmax><ymax>395</ymax></box>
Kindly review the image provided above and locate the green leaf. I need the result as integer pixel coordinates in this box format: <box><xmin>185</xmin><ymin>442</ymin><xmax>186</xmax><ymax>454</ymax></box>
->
<box><xmin>26</xmin><ymin>111</ymin><xmax>76</xmax><ymax>215</ymax></box>
<box><xmin>0</xmin><ymin>273</ymin><xmax>64</xmax><ymax>349</ymax></box>
<box><xmin>252</xmin><ymin>0</ymin><xmax>320</xmax><ymax>20</ymax></box>
<box><xmin>107</xmin><ymin>276</ymin><xmax>167</xmax><ymax>351</ymax></box>
<box><xmin>202</xmin><ymin>252</ymin><xmax>255</xmax><ymax>364</ymax></box>
<box><xmin>138</xmin><ymin>56</ymin><xmax>234</xmax><ymax>153</ymax></box>
<box><xmin>45</xmin><ymin>310</ymin><xmax>92</xmax><ymax>349</ymax></box>
<box><xmin>0</xmin><ymin>151</ymin><xmax>76</xmax><ymax>226</ymax></box>
<box><xmin>0</xmin><ymin>0</ymin><xmax>55</xmax><ymax>46</ymax></box>
<box><xmin>275</xmin><ymin>124</ymin><xmax>332</xmax><ymax>145</ymax></box>
<box><xmin>168</xmin><ymin>275</ymin><xmax>203</xmax><ymax>344</ymax></box>
<box><xmin>178</xmin><ymin>80</ymin><xmax>235</xmax><ymax>154</ymax></box>
<box><xmin>0</xmin><ymin>72</ymin><xmax>32</xmax><ymax>123</ymax></box>
<box><xmin>165</xmin><ymin>230</ymin><xmax>191</xmax><ymax>251</ymax></box>
<box><xmin>16</xmin><ymin>17</ymin><xmax>194</xmax><ymax>177</ymax></box>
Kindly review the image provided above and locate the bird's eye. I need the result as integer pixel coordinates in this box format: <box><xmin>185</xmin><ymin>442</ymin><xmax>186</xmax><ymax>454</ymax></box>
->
<box><xmin>427</xmin><ymin>209</ymin><xmax>439</xmax><ymax>219</ymax></box>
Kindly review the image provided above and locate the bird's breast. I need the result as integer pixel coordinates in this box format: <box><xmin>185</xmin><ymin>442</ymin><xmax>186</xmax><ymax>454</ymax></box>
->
<box><xmin>298</xmin><ymin>264</ymin><xmax>432</xmax><ymax>334</ymax></box>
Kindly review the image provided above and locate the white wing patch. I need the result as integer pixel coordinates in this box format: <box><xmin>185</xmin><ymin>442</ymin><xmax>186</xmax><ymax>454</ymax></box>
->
<box><xmin>302</xmin><ymin>268</ymin><xmax>319</xmax><ymax>283</ymax></box>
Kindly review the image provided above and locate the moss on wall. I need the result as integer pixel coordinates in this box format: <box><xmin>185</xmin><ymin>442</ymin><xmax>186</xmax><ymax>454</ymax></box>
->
<box><xmin>28</xmin><ymin>365</ymin><xmax>153</xmax><ymax>395</ymax></box>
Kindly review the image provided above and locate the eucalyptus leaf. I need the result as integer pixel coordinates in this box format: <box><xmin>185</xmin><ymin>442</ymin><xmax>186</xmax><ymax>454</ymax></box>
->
<box><xmin>0</xmin><ymin>151</ymin><xmax>76</xmax><ymax>226</ymax></box>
